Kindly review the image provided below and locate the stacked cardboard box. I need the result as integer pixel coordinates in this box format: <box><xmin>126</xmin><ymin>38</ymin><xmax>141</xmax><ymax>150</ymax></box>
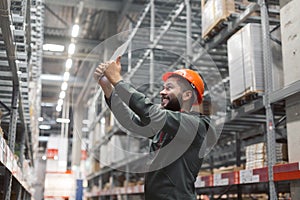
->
<box><xmin>245</xmin><ymin>143</ymin><xmax>267</xmax><ymax>169</ymax></box>
<box><xmin>201</xmin><ymin>0</ymin><xmax>235</xmax><ymax>38</ymax></box>
<box><xmin>276</xmin><ymin>143</ymin><xmax>288</xmax><ymax>163</ymax></box>
<box><xmin>245</xmin><ymin>142</ymin><xmax>288</xmax><ymax>169</ymax></box>
<box><xmin>228</xmin><ymin>23</ymin><xmax>283</xmax><ymax>103</ymax></box>
<box><xmin>280</xmin><ymin>0</ymin><xmax>300</xmax><ymax>86</ymax></box>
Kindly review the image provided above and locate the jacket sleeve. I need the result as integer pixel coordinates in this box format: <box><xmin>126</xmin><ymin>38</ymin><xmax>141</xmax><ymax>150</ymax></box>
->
<box><xmin>113</xmin><ymin>81</ymin><xmax>205</xmax><ymax>141</ymax></box>
<box><xmin>105</xmin><ymin>89</ymin><xmax>158</xmax><ymax>138</ymax></box>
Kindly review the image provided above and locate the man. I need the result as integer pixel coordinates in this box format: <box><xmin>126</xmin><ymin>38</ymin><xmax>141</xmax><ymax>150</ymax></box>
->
<box><xmin>94</xmin><ymin>56</ymin><xmax>212</xmax><ymax>200</ymax></box>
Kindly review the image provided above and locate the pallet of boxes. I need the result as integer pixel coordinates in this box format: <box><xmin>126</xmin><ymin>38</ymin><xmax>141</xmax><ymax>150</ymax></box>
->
<box><xmin>201</xmin><ymin>0</ymin><xmax>235</xmax><ymax>39</ymax></box>
<box><xmin>245</xmin><ymin>142</ymin><xmax>288</xmax><ymax>169</ymax></box>
<box><xmin>227</xmin><ymin>23</ymin><xmax>283</xmax><ymax>107</ymax></box>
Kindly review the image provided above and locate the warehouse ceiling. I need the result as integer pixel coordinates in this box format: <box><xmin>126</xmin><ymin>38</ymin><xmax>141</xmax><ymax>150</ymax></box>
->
<box><xmin>41</xmin><ymin>0</ymin><xmax>147</xmax><ymax>128</ymax></box>
<box><xmin>40</xmin><ymin>0</ymin><xmax>232</xmax><ymax>137</ymax></box>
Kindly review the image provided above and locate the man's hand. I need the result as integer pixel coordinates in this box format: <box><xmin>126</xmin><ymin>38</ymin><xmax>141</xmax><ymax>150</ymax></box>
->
<box><xmin>98</xmin><ymin>76</ymin><xmax>113</xmax><ymax>98</ymax></box>
<box><xmin>94</xmin><ymin>62</ymin><xmax>113</xmax><ymax>98</ymax></box>
<box><xmin>104</xmin><ymin>56</ymin><xmax>123</xmax><ymax>86</ymax></box>
<box><xmin>94</xmin><ymin>62</ymin><xmax>109</xmax><ymax>81</ymax></box>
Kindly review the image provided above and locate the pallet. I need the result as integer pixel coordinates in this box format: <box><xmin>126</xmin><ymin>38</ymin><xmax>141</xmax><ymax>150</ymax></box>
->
<box><xmin>202</xmin><ymin>18</ymin><xmax>228</xmax><ymax>40</ymax></box>
<box><xmin>201</xmin><ymin>0</ymin><xmax>235</xmax><ymax>39</ymax></box>
<box><xmin>231</xmin><ymin>90</ymin><xmax>262</xmax><ymax>108</ymax></box>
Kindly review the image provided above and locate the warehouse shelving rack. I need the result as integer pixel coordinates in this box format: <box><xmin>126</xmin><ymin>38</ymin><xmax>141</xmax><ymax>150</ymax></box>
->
<box><xmin>82</xmin><ymin>0</ymin><xmax>300</xmax><ymax>199</ymax></box>
<box><xmin>0</xmin><ymin>0</ymin><xmax>43</xmax><ymax>199</ymax></box>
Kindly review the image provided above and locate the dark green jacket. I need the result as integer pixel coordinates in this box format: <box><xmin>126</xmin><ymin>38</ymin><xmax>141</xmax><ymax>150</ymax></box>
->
<box><xmin>106</xmin><ymin>81</ymin><xmax>211</xmax><ymax>200</ymax></box>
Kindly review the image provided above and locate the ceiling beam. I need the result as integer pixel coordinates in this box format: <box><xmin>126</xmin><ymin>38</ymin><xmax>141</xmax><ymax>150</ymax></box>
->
<box><xmin>44</xmin><ymin>36</ymin><xmax>102</xmax><ymax>50</ymax></box>
<box><xmin>44</xmin><ymin>0</ymin><xmax>144</xmax><ymax>12</ymax></box>
<box><xmin>43</xmin><ymin>51</ymin><xmax>99</xmax><ymax>62</ymax></box>
<box><xmin>41</xmin><ymin>74</ymin><xmax>85</xmax><ymax>87</ymax></box>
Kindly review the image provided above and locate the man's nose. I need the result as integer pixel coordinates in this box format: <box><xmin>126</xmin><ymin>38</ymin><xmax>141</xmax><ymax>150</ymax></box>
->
<box><xmin>160</xmin><ymin>88</ymin><xmax>166</xmax><ymax>95</ymax></box>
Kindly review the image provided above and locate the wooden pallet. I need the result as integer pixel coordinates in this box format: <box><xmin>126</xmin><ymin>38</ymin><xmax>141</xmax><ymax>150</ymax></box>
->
<box><xmin>231</xmin><ymin>90</ymin><xmax>262</xmax><ymax>108</ymax></box>
<box><xmin>201</xmin><ymin>0</ymin><xmax>235</xmax><ymax>39</ymax></box>
<box><xmin>202</xmin><ymin>18</ymin><xmax>228</xmax><ymax>40</ymax></box>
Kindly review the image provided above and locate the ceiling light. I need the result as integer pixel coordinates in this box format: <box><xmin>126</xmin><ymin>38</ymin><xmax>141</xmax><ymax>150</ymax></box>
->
<box><xmin>61</xmin><ymin>82</ymin><xmax>68</xmax><ymax>91</ymax></box>
<box><xmin>68</xmin><ymin>43</ymin><xmax>75</xmax><ymax>55</ymax></box>
<box><xmin>56</xmin><ymin>118</ymin><xmax>70</xmax><ymax>123</ymax></box>
<box><xmin>82</xmin><ymin>119</ymin><xmax>89</xmax><ymax>125</ymax></box>
<box><xmin>72</xmin><ymin>24</ymin><xmax>80</xmax><ymax>37</ymax></box>
<box><xmin>43</xmin><ymin>44</ymin><xmax>65</xmax><ymax>52</ymax></box>
<box><xmin>82</xmin><ymin>127</ymin><xmax>89</xmax><ymax>132</ymax></box>
<box><xmin>66</xmin><ymin>58</ymin><xmax>73</xmax><ymax>69</ymax></box>
<box><xmin>59</xmin><ymin>91</ymin><xmax>66</xmax><ymax>99</ymax></box>
<box><xmin>38</xmin><ymin>117</ymin><xmax>44</xmax><ymax>122</ymax></box>
<box><xmin>42</xmin><ymin>155</ymin><xmax>47</xmax><ymax>160</ymax></box>
<box><xmin>56</xmin><ymin>105</ymin><xmax>62</xmax><ymax>112</ymax></box>
<box><xmin>39</xmin><ymin>124</ymin><xmax>51</xmax><ymax>130</ymax></box>
<box><xmin>63</xmin><ymin>72</ymin><xmax>70</xmax><ymax>81</ymax></box>
<box><xmin>57</xmin><ymin>98</ymin><xmax>63</xmax><ymax>106</ymax></box>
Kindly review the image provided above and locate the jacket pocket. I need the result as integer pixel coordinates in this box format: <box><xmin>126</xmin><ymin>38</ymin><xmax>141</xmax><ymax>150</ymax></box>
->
<box><xmin>145</xmin><ymin>170</ymin><xmax>176</xmax><ymax>200</ymax></box>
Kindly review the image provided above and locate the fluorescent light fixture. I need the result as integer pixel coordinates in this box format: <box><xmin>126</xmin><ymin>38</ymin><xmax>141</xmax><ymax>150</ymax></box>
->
<box><xmin>68</xmin><ymin>43</ymin><xmax>75</xmax><ymax>55</ymax></box>
<box><xmin>39</xmin><ymin>136</ymin><xmax>49</xmax><ymax>142</ymax></box>
<box><xmin>43</xmin><ymin>44</ymin><xmax>65</xmax><ymax>52</ymax></box>
<box><xmin>59</xmin><ymin>91</ymin><xmax>66</xmax><ymax>99</ymax></box>
<box><xmin>41</xmin><ymin>102</ymin><xmax>56</xmax><ymax>107</ymax></box>
<box><xmin>82</xmin><ymin>127</ymin><xmax>89</xmax><ymax>132</ymax></box>
<box><xmin>82</xmin><ymin>119</ymin><xmax>89</xmax><ymax>125</ymax></box>
<box><xmin>65</xmin><ymin>58</ymin><xmax>73</xmax><ymax>69</ymax></box>
<box><xmin>38</xmin><ymin>117</ymin><xmax>44</xmax><ymax>122</ymax></box>
<box><xmin>72</xmin><ymin>24</ymin><xmax>80</xmax><ymax>37</ymax></box>
<box><xmin>39</xmin><ymin>124</ymin><xmax>51</xmax><ymax>130</ymax></box>
<box><xmin>56</xmin><ymin>105</ymin><xmax>62</xmax><ymax>112</ymax></box>
<box><xmin>61</xmin><ymin>82</ymin><xmax>68</xmax><ymax>91</ymax></box>
<box><xmin>56</xmin><ymin>118</ymin><xmax>70</xmax><ymax>123</ymax></box>
<box><xmin>57</xmin><ymin>98</ymin><xmax>63</xmax><ymax>106</ymax></box>
<box><xmin>63</xmin><ymin>72</ymin><xmax>70</xmax><ymax>81</ymax></box>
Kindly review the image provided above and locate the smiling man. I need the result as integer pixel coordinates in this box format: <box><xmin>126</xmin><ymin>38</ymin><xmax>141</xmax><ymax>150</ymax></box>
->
<box><xmin>94</xmin><ymin>57</ymin><xmax>212</xmax><ymax>200</ymax></box>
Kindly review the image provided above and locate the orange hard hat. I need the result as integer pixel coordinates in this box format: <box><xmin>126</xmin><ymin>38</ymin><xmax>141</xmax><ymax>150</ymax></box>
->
<box><xmin>162</xmin><ymin>69</ymin><xmax>204</xmax><ymax>104</ymax></box>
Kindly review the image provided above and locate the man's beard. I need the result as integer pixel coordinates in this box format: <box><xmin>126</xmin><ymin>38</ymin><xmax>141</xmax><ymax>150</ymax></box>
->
<box><xmin>161</xmin><ymin>94</ymin><xmax>182</xmax><ymax>111</ymax></box>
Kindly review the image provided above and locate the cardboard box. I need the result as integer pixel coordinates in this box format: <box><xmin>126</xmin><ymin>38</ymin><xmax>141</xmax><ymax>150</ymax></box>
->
<box><xmin>201</xmin><ymin>0</ymin><xmax>235</xmax><ymax>38</ymax></box>
<box><xmin>228</xmin><ymin>23</ymin><xmax>283</xmax><ymax>103</ymax></box>
<box><xmin>280</xmin><ymin>0</ymin><xmax>300</xmax><ymax>86</ymax></box>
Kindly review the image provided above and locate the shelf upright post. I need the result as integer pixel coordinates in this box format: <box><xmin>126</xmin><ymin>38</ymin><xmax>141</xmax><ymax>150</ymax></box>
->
<box><xmin>8</xmin><ymin>86</ymin><xmax>19</xmax><ymax>153</ymax></box>
<box><xmin>258</xmin><ymin>0</ymin><xmax>278</xmax><ymax>199</ymax></box>
<box><xmin>235</xmin><ymin>132</ymin><xmax>242</xmax><ymax>200</ymax></box>
<box><xmin>5</xmin><ymin>86</ymin><xmax>19</xmax><ymax>200</ymax></box>
<box><xmin>16</xmin><ymin>184</ymin><xmax>22</xmax><ymax>200</ymax></box>
<box><xmin>185</xmin><ymin>0</ymin><xmax>192</xmax><ymax>67</ymax></box>
<box><xmin>128</xmin><ymin>22</ymin><xmax>133</xmax><ymax>72</ymax></box>
<box><xmin>149</xmin><ymin>0</ymin><xmax>155</xmax><ymax>93</ymax></box>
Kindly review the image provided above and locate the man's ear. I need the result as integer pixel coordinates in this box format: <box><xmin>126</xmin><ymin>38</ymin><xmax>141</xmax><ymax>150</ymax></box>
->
<box><xmin>182</xmin><ymin>90</ymin><xmax>193</xmax><ymax>102</ymax></box>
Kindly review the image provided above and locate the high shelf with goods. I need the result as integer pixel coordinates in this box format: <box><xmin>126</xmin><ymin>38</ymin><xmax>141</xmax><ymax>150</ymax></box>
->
<box><xmin>80</xmin><ymin>0</ymin><xmax>300</xmax><ymax>199</ymax></box>
<box><xmin>0</xmin><ymin>0</ymin><xmax>43</xmax><ymax>199</ymax></box>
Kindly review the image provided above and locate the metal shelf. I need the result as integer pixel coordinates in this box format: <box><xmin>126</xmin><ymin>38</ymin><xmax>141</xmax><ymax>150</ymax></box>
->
<box><xmin>83</xmin><ymin>0</ymin><xmax>294</xmax><ymax>199</ymax></box>
<box><xmin>0</xmin><ymin>0</ymin><xmax>38</xmax><ymax>199</ymax></box>
<box><xmin>0</xmin><ymin>134</ymin><xmax>31</xmax><ymax>197</ymax></box>
<box><xmin>86</xmin><ymin>162</ymin><xmax>300</xmax><ymax>197</ymax></box>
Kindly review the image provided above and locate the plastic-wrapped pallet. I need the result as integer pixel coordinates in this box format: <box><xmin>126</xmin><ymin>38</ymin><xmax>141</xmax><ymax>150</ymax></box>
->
<box><xmin>228</xmin><ymin>23</ymin><xmax>283</xmax><ymax>103</ymax></box>
<box><xmin>201</xmin><ymin>0</ymin><xmax>235</xmax><ymax>38</ymax></box>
